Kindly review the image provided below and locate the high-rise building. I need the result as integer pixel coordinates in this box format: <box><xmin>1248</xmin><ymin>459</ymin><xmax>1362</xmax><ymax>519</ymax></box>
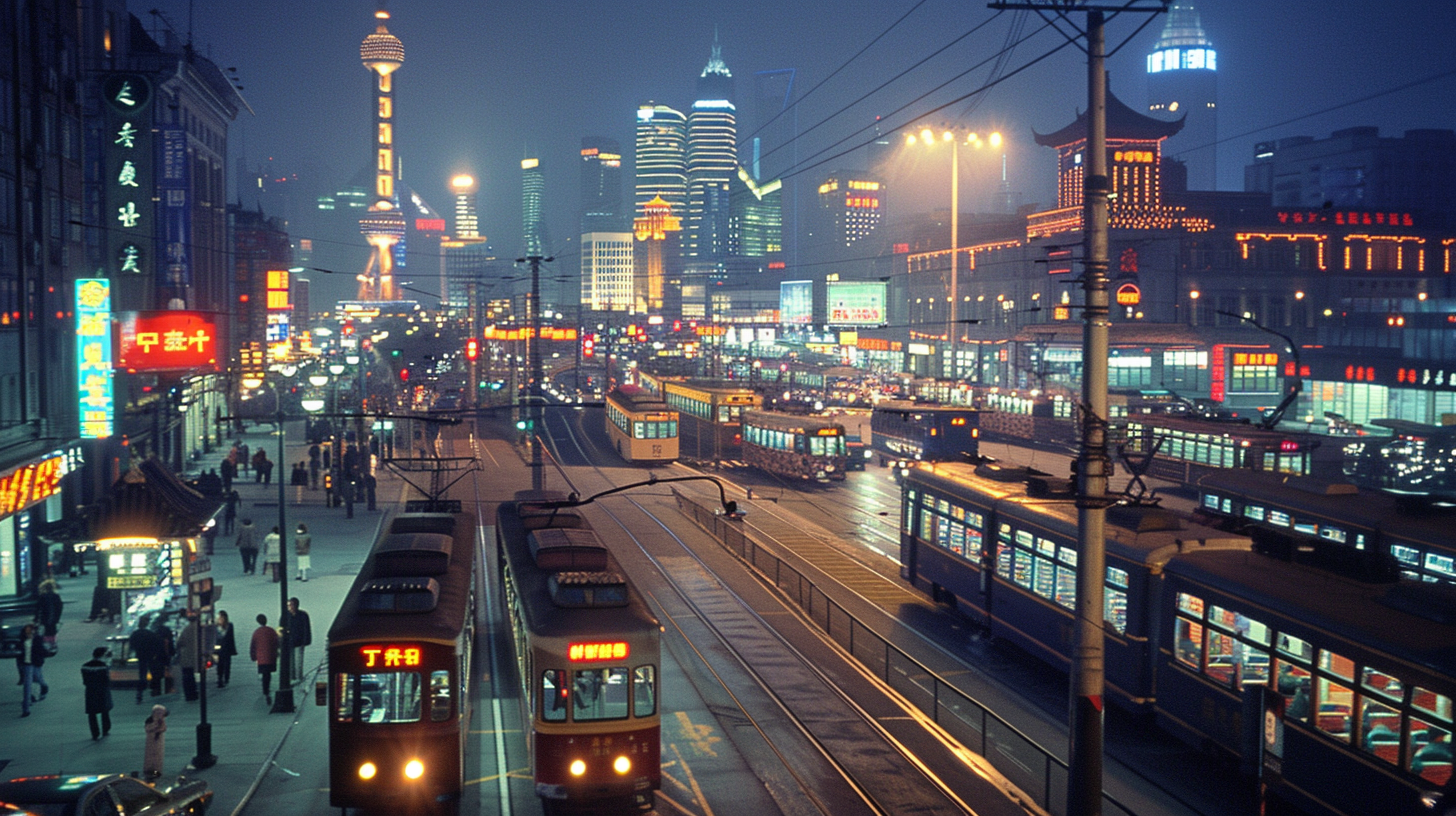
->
<box><xmin>815</xmin><ymin>171</ymin><xmax>886</xmax><ymax>250</ymax></box>
<box><xmin>522</xmin><ymin>157</ymin><xmax>546</xmax><ymax>257</ymax></box>
<box><xmin>1244</xmin><ymin>127</ymin><xmax>1456</xmax><ymax>214</ymax></box>
<box><xmin>1146</xmin><ymin>1</ymin><xmax>1217</xmax><ymax>190</ymax></box>
<box><xmin>580</xmin><ymin>232</ymin><xmax>635</xmax><ymax>312</ymax></box>
<box><xmin>728</xmin><ymin>167</ymin><xmax>782</xmax><ymax>258</ymax></box>
<box><xmin>686</xmin><ymin>33</ymin><xmax>737</xmax><ymax>261</ymax></box>
<box><xmin>635</xmin><ymin>103</ymin><xmax>687</xmax><ymax>219</ymax></box>
<box><xmin>359</xmin><ymin>8</ymin><xmax>407</xmax><ymax>300</ymax></box>
<box><xmin>451</xmin><ymin>174</ymin><xmax>480</xmax><ymax>238</ymax></box>
<box><xmin>580</xmin><ymin>137</ymin><xmax>625</xmax><ymax>233</ymax></box>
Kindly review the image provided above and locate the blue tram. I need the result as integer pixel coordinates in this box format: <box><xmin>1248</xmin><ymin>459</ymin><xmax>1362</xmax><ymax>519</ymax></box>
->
<box><xmin>868</xmin><ymin>400</ymin><xmax>980</xmax><ymax>469</ymax></box>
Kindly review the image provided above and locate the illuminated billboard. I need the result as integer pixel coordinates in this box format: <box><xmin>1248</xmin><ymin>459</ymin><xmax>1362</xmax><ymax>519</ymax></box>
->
<box><xmin>116</xmin><ymin>311</ymin><xmax>219</xmax><ymax>372</ymax></box>
<box><xmin>76</xmin><ymin>279</ymin><xmax>114</xmax><ymax>439</ymax></box>
<box><xmin>780</xmin><ymin>280</ymin><xmax>813</xmax><ymax>326</ymax></box>
<box><xmin>826</xmin><ymin>281</ymin><xmax>887</xmax><ymax>326</ymax></box>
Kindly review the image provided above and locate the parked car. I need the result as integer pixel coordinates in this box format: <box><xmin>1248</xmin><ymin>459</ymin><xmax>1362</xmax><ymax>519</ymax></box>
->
<box><xmin>0</xmin><ymin>774</ymin><xmax>211</xmax><ymax>816</ymax></box>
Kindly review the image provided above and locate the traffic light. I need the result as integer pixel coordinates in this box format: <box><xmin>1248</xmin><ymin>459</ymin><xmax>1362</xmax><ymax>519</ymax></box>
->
<box><xmin>390</xmin><ymin>348</ymin><xmax>401</xmax><ymax>357</ymax></box>
<box><xmin>465</xmin><ymin>338</ymin><xmax>480</xmax><ymax>361</ymax></box>
<box><xmin>399</xmin><ymin>368</ymin><xmax>410</xmax><ymax>382</ymax></box>
<box><xmin>515</xmin><ymin>419</ymin><xmax>534</xmax><ymax>432</ymax></box>
<box><xmin>582</xmin><ymin>336</ymin><xmax>595</xmax><ymax>358</ymax></box>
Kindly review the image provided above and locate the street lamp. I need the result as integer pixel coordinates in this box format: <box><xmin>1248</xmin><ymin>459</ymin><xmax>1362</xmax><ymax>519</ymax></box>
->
<box><xmin>244</xmin><ymin>377</ymin><xmax>297</xmax><ymax>714</ymax></box>
<box><xmin>907</xmin><ymin>126</ymin><xmax>1002</xmax><ymax>381</ymax></box>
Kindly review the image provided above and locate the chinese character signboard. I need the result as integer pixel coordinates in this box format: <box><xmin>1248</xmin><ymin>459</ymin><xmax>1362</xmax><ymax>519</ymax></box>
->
<box><xmin>101</xmin><ymin>75</ymin><xmax>153</xmax><ymax>283</ymax></box>
<box><xmin>160</xmin><ymin>129</ymin><xmax>190</xmax><ymax>289</ymax></box>
<box><xmin>0</xmin><ymin>453</ymin><xmax>67</xmax><ymax>520</ymax></box>
<box><xmin>76</xmin><ymin>279</ymin><xmax>114</xmax><ymax>439</ymax></box>
<box><xmin>116</xmin><ymin>311</ymin><xmax>218</xmax><ymax>372</ymax></box>
<box><xmin>826</xmin><ymin>281</ymin><xmax>887</xmax><ymax>326</ymax></box>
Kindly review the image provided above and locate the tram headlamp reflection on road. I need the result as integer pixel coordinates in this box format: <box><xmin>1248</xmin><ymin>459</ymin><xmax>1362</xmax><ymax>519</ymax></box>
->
<box><xmin>358</xmin><ymin>762</ymin><xmax>378</xmax><ymax>780</ymax></box>
<box><xmin>569</xmin><ymin>759</ymin><xmax>587</xmax><ymax>776</ymax></box>
<box><xmin>614</xmin><ymin>756</ymin><xmax>631</xmax><ymax>774</ymax></box>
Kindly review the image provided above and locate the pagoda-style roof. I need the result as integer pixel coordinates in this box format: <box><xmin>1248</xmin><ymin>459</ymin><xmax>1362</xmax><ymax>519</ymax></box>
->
<box><xmin>1033</xmin><ymin>76</ymin><xmax>1184</xmax><ymax>147</ymax></box>
<box><xmin>88</xmin><ymin>457</ymin><xmax>221</xmax><ymax>540</ymax></box>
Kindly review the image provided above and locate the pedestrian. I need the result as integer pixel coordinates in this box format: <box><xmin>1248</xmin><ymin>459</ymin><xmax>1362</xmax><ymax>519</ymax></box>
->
<box><xmin>260</xmin><ymin>455</ymin><xmax>274</xmax><ymax>485</ymax></box>
<box><xmin>142</xmin><ymin>703</ymin><xmax>168</xmax><ymax>780</ymax></box>
<box><xmin>250</xmin><ymin>613</ymin><xmax>280</xmax><ymax>704</ymax></box>
<box><xmin>235</xmin><ymin>518</ymin><xmax>259</xmax><ymax>574</ymax></box>
<box><xmin>220</xmin><ymin>456</ymin><xmax>235</xmax><ymax>493</ymax></box>
<box><xmin>35</xmin><ymin>579</ymin><xmax>63</xmax><ymax>641</ymax></box>
<box><xmin>214</xmin><ymin>611</ymin><xmax>237</xmax><ymax>688</ymax></box>
<box><xmin>252</xmin><ymin>448</ymin><xmax>267</xmax><ymax>483</ymax></box>
<box><xmin>16</xmin><ymin>622</ymin><xmax>47</xmax><ymax>718</ymax></box>
<box><xmin>81</xmin><ymin>646</ymin><xmax>113</xmax><ymax>740</ymax></box>
<box><xmin>308</xmin><ymin>444</ymin><xmax>321</xmax><ymax>489</ymax></box>
<box><xmin>223</xmin><ymin>489</ymin><xmax>239</xmax><ymax>535</ymax></box>
<box><xmin>262</xmin><ymin>526</ymin><xmax>282</xmax><ymax>583</ymax></box>
<box><xmin>200</xmin><ymin>521</ymin><xmax>219</xmax><ymax>556</ymax></box>
<box><xmin>293</xmin><ymin>523</ymin><xmax>312</xmax><ymax>582</ymax></box>
<box><xmin>127</xmin><ymin>614</ymin><xmax>166</xmax><ymax>702</ymax></box>
<box><xmin>174</xmin><ymin>614</ymin><xmax>200</xmax><ymax>702</ymax></box>
<box><xmin>291</xmin><ymin>461</ymin><xmax>308</xmax><ymax>486</ymax></box>
<box><xmin>284</xmin><ymin>597</ymin><xmax>312</xmax><ymax>682</ymax></box>
<box><xmin>237</xmin><ymin>442</ymin><xmax>250</xmax><ymax>475</ymax></box>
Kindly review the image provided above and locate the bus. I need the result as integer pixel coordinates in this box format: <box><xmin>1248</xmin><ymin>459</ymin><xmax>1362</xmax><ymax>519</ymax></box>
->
<box><xmin>604</xmin><ymin>385</ymin><xmax>679</xmax><ymax>464</ymax></box>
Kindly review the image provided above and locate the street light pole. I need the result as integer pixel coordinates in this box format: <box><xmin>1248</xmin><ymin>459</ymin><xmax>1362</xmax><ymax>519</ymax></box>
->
<box><xmin>270</xmin><ymin>391</ymin><xmax>294</xmax><ymax>713</ymax></box>
<box><xmin>517</xmin><ymin>254</ymin><xmax>553</xmax><ymax>491</ymax></box>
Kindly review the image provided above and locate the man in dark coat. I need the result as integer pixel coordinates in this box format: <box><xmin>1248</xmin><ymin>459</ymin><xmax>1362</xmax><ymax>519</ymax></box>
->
<box><xmin>127</xmin><ymin>614</ymin><xmax>167</xmax><ymax>702</ymax></box>
<box><xmin>17</xmin><ymin>622</ymin><xmax>47</xmax><ymax>717</ymax></box>
<box><xmin>35</xmin><ymin>579</ymin><xmax>63</xmax><ymax>638</ymax></box>
<box><xmin>235</xmin><ymin>518</ymin><xmax>259</xmax><ymax>574</ymax></box>
<box><xmin>81</xmin><ymin>646</ymin><xmax>113</xmax><ymax>739</ymax></box>
<box><xmin>283</xmin><ymin>598</ymin><xmax>312</xmax><ymax>682</ymax></box>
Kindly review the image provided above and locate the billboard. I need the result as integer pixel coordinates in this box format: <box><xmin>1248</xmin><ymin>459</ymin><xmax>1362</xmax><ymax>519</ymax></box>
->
<box><xmin>826</xmin><ymin>281</ymin><xmax>887</xmax><ymax>326</ymax></box>
<box><xmin>101</xmin><ymin>75</ymin><xmax>154</xmax><ymax>284</ymax></box>
<box><xmin>780</xmin><ymin>280</ymin><xmax>813</xmax><ymax>325</ymax></box>
<box><xmin>76</xmin><ymin>279</ymin><xmax>114</xmax><ymax>439</ymax></box>
<box><xmin>116</xmin><ymin>311</ymin><xmax>219</xmax><ymax>372</ymax></box>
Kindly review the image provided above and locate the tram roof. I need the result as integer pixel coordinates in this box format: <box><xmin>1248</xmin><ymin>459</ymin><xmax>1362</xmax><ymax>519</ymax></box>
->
<box><xmin>743</xmin><ymin>410</ymin><xmax>844</xmax><ymax>433</ymax></box>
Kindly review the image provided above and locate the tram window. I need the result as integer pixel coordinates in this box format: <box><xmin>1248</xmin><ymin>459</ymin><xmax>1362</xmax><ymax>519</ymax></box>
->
<box><xmin>996</xmin><ymin>526</ymin><xmax>1014</xmax><ymax>580</ymax></box>
<box><xmin>1315</xmin><ymin>677</ymin><xmax>1354</xmax><ymax>741</ymax></box>
<box><xmin>1319</xmin><ymin>526</ymin><xmax>1348</xmax><ymax>545</ymax></box>
<box><xmin>1426</xmin><ymin>552</ymin><xmax>1456</xmax><ymax>579</ymax></box>
<box><xmin>1410</xmin><ymin>720</ymin><xmax>1453</xmax><ymax>782</ymax></box>
<box><xmin>1105</xmin><ymin>585</ymin><xmax>1127</xmax><ymax>634</ymax></box>
<box><xmin>1055</xmin><ymin>565</ymin><xmax>1076</xmax><ymax>611</ymax></box>
<box><xmin>1242</xmin><ymin>647</ymin><xmax>1271</xmax><ymax>688</ymax></box>
<box><xmin>1205</xmin><ymin>629</ymin><xmax>1238</xmax><ymax>687</ymax></box>
<box><xmin>1413</xmin><ymin>688</ymin><xmax>1453</xmax><ymax>722</ymax></box>
<box><xmin>334</xmin><ymin>673</ymin><xmax>356</xmax><ymax>722</ymax></box>
<box><xmin>947</xmin><ymin>524</ymin><xmax>966</xmax><ymax>557</ymax></box>
<box><xmin>1267</xmin><ymin>510</ymin><xmax>1291</xmax><ymax>527</ymax></box>
<box><xmin>1201</xmin><ymin>494</ymin><xmax>1220</xmax><ymax>511</ymax></box>
<box><xmin>1032</xmin><ymin>554</ymin><xmax>1055</xmax><ymax>599</ymax></box>
<box><xmin>1242</xmin><ymin>505</ymin><xmax>1266</xmax><ymax>523</ymax></box>
<box><xmin>634</xmin><ymin>422</ymin><xmax>645</xmax><ymax>438</ymax></box>
<box><xmin>1391</xmin><ymin>545</ymin><xmax>1421</xmax><ymax>568</ymax></box>
<box><xmin>429</xmin><ymin>670</ymin><xmax>451</xmax><ymax>722</ymax></box>
<box><xmin>1361</xmin><ymin>698</ymin><xmax>1401</xmax><ymax>764</ymax></box>
<box><xmin>573</xmin><ymin>668</ymin><xmax>630</xmax><ymax>721</ymax></box>
<box><xmin>1176</xmin><ymin>592</ymin><xmax>1204</xmax><ymax>617</ymax></box>
<box><xmin>1013</xmin><ymin>548</ymin><xmax>1033</xmax><ymax>589</ymax></box>
<box><xmin>1362</xmin><ymin>667</ymin><xmax>1403</xmax><ymax>701</ymax></box>
<box><xmin>542</xmin><ymin>669</ymin><xmax>568</xmax><ymax>722</ymax></box>
<box><xmin>1275</xmin><ymin>661</ymin><xmax>1313</xmax><ymax>720</ymax></box>
<box><xmin>1174</xmin><ymin>617</ymin><xmax>1203</xmax><ymax>670</ymax></box>
<box><xmin>1321</xmin><ymin>650</ymin><xmax>1356</xmax><ymax>682</ymax></box>
<box><xmin>1293</xmin><ymin>521</ymin><xmax>1318</xmax><ymax>536</ymax></box>
<box><xmin>338</xmin><ymin>672</ymin><xmax>423</xmax><ymax>723</ymax></box>
<box><xmin>633</xmin><ymin>666</ymin><xmax>657</xmax><ymax>717</ymax></box>
<box><xmin>1278</xmin><ymin>633</ymin><xmax>1313</xmax><ymax>662</ymax></box>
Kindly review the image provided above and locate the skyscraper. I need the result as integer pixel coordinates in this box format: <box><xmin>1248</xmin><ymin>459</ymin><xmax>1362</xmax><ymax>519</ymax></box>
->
<box><xmin>580</xmin><ymin>232</ymin><xmax>634</xmax><ymax>312</ymax></box>
<box><xmin>522</xmin><ymin>157</ymin><xmax>545</xmax><ymax>257</ymax></box>
<box><xmin>728</xmin><ymin>166</ymin><xmax>782</xmax><ymax>258</ymax></box>
<box><xmin>358</xmin><ymin>8</ymin><xmax>406</xmax><ymax>300</ymax></box>
<box><xmin>686</xmin><ymin>32</ymin><xmax>736</xmax><ymax>262</ymax></box>
<box><xmin>814</xmin><ymin>170</ymin><xmax>885</xmax><ymax>252</ymax></box>
<box><xmin>1146</xmin><ymin>2</ymin><xmax>1218</xmax><ymax>190</ymax></box>
<box><xmin>580</xmin><ymin>137</ymin><xmax>624</xmax><ymax>234</ymax></box>
<box><xmin>635</xmin><ymin>103</ymin><xmax>687</xmax><ymax>218</ymax></box>
<box><xmin>451</xmin><ymin>174</ymin><xmax>480</xmax><ymax>238</ymax></box>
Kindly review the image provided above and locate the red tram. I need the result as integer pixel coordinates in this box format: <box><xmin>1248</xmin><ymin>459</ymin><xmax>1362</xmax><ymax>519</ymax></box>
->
<box><xmin>496</xmin><ymin>495</ymin><xmax>662</xmax><ymax>808</ymax></box>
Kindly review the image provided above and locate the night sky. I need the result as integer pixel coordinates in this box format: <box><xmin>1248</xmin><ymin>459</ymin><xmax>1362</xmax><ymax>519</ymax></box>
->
<box><xmin>143</xmin><ymin>0</ymin><xmax>1456</xmax><ymax>304</ymax></box>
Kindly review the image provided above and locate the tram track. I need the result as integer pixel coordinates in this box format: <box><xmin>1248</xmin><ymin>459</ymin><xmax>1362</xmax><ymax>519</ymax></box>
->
<box><xmin>539</xmin><ymin>407</ymin><xmax>1015</xmax><ymax>816</ymax></box>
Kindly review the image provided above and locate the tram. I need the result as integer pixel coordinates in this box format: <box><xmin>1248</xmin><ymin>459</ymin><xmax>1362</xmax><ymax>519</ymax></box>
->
<box><xmin>900</xmin><ymin>461</ymin><xmax>1456</xmax><ymax>816</ymax></box>
<box><xmin>1121</xmin><ymin>413</ymin><xmax>1339</xmax><ymax>487</ymax></box>
<box><xmin>740</xmin><ymin>410</ymin><xmax>848</xmax><ymax>482</ymax></box>
<box><xmin>659</xmin><ymin>379</ymin><xmax>760</xmax><ymax>462</ymax></box>
<box><xmin>326</xmin><ymin>509</ymin><xmax>478</xmax><ymax>811</ymax></box>
<box><xmin>868</xmin><ymin>401</ymin><xmax>980</xmax><ymax>468</ymax></box>
<box><xmin>604</xmin><ymin>385</ymin><xmax>679</xmax><ymax>464</ymax></box>
<box><xmin>496</xmin><ymin>495</ymin><xmax>662</xmax><ymax>808</ymax></box>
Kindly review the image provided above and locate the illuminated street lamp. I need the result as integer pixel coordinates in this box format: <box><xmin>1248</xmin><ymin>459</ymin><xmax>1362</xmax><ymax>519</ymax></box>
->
<box><xmin>907</xmin><ymin>126</ymin><xmax>1002</xmax><ymax>381</ymax></box>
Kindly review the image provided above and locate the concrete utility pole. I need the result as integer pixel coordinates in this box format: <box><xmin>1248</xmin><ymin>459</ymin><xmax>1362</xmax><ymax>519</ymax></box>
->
<box><xmin>517</xmin><ymin>255</ymin><xmax>553</xmax><ymax>491</ymax></box>
<box><xmin>984</xmin><ymin>4</ymin><xmax>1166</xmax><ymax>815</ymax></box>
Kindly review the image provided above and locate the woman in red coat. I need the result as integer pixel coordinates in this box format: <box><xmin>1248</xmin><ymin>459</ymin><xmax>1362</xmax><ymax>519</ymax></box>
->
<box><xmin>249</xmin><ymin>613</ymin><xmax>280</xmax><ymax>704</ymax></box>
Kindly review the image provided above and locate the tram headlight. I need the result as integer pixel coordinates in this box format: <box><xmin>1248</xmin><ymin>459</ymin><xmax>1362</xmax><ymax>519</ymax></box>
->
<box><xmin>404</xmin><ymin>759</ymin><xmax>425</xmax><ymax>780</ymax></box>
<box><xmin>569</xmin><ymin>759</ymin><xmax>587</xmax><ymax>777</ymax></box>
<box><xmin>614</xmin><ymin>756</ymin><xmax>632</xmax><ymax>775</ymax></box>
<box><xmin>358</xmin><ymin>762</ymin><xmax>378</xmax><ymax>780</ymax></box>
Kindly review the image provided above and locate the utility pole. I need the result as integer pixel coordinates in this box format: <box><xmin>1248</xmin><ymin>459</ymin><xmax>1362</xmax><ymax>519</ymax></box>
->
<box><xmin>517</xmin><ymin>254</ymin><xmax>552</xmax><ymax>491</ymax></box>
<box><xmin>984</xmin><ymin>4</ymin><xmax>1166</xmax><ymax>815</ymax></box>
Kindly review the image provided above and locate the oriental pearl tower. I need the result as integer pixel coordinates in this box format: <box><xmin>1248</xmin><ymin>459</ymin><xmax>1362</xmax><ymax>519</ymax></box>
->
<box><xmin>358</xmin><ymin>9</ymin><xmax>405</xmax><ymax>301</ymax></box>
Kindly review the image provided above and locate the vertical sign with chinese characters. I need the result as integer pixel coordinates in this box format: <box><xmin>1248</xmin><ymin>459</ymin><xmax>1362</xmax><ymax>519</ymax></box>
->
<box><xmin>160</xmin><ymin>129</ymin><xmax>190</xmax><ymax>289</ymax></box>
<box><xmin>101</xmin><ymin>75</ymin><xmax>153</xmax><ymax>284</ymax></box>
<box><xmin>76</xmin><ymin>279</ymin><xmax>114</xmax><ymax>439</ymax></box>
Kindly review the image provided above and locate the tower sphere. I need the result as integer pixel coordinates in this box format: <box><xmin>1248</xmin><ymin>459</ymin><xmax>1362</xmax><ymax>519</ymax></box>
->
<box><xmin>451</xmin><ymin>174</ymin><xmax>477</xmax><ymax>193</ymax></box>
<box><xmin>361</xmin><ymin>12</ymin><xmax>404</xmax><ymax>75</ymax></box>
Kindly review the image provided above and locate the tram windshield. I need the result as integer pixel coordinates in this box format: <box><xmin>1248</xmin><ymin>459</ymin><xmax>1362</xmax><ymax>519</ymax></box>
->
<box><xmin>335</xmin><ymin>670</ymin><xmax>453</xmax><ymax>724</ymax></box>
<box><xmin>541</xmin><ymin>665</ymin><xmax>657</xmax><ymax>722</ymax></box>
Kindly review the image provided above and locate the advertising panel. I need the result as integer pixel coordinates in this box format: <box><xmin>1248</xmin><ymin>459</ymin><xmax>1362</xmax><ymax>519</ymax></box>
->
<box><xmin>101</xmin><ymin>75</ymin><xmax>154</xmax><ymax>284</ymax></box>
<box><xmin>76</xmin><ymin>279</ymin><xmax>114</xmax><ymax>439</ymax></box>
<box><xmin>826</xmin><ymin>281</ymin><xmax>887</xmax><ymax>326</ymax></box>
<box><xmin>780</xmin><ymin>280</ymin><xmax>813</xmax><ymax>325</ymax></box>
<box><xmin>116</xmin><ymin>311</ymin><xmax>219</xmax><ymax>372</ymax></box>
<box><xmin>160</xmin><ymin>129</ymin><xmax>190</xmax><ymax>289</ymax></box>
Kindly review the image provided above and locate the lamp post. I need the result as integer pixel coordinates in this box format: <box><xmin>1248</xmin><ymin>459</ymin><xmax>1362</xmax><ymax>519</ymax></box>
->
<box><xmin>243</xmin><ymin>377</ymin><xmax>297</xmax><ymax>714</ymax></box>
<box><xmin>907</xmin><ymin>127</ymin><xmax>1001</xmax><ymax>381</ymax></box>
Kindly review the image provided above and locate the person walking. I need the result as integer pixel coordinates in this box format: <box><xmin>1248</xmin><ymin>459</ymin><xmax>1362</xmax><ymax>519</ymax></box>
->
<box><xmin>293</xmin><ymin>524</ymin><xmax>312</xmax><ymax>582</ymax></box>
<box><xmin>16</xmin><ymin>623</ymin><xmax>47</xmax><ymax>717</ymax></box>
<box><xmin>250</xmin><ymin>614</ymin><xmax>280</xmax><ymax>704</ymax></box>
<box><xmin>252</xmin><ymin>448</ymin><xmax>267</xmax><ymax>483</ymax></box>
<box><xmin>308</xmin><ymin>443</ymin><xmax>321</xmax><ymax>489</ymax></box>
<box><xmin>237</xmin><ymin>442</ymin><xmax>250</xmax><ymax>476</ymax></box>
<box><xmin>214</xmin><ymin>611</ymin><xmax>237</xmax><ymax>688</ymax></box>
<box><xmin>81</xmin><ymin>646</ymin><xmax>113</xmax><ymax>740</ymax></box>
<box><xmin>284</xmin><ymin>597</ymin><xmax>312</xmax><ymax>682</ymax></box>
<box><xmin>127</xmin><ymin>614</ymin><xmax>166</xmax><ymax>702</ymax></box>
<box><xmin>262</xmin><ymin>526</ymin><xmax>282</xmax><ymax>583</ymax></box>
<box><xmin>220</xmin><ymin>455</ymin><xmax>235</xmax><ymax>493</ymax></box>
<box><xmin>235</xmin><ymin>518</ymin><xmax>259</xmax><ymax>575</ymax></box>
<box><xmin>34</xmin><ymin>579</ymin><xmax>62</xmax><ymax>642</ymax></box>
<box><xmin>174</xmin><ymin>614</ymin><xmax>200</xmax><ymax>702</ymax></box>
<box><xmin>222</xmin><ymin>489</ymin><xmax>239</xmax><ymax>535</ymax></box>
<box><xmin>142</xmin><ymin>704</ymin><xmax>168</xmax><ymax>780</ymax></box>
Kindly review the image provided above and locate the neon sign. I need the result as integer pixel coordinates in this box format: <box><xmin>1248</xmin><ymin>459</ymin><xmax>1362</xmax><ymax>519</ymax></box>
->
<box><xmin>1115</xmin><ymin>283</ymin><xmax>1142</xmax><ymax>306</ymax></box>
<box><xmin>117</xmin><ymin>311</ymin><xmax>218</xmax><ymax>372</ymax></box>
<box><xmin>76</xmin><ymin>279</ymin><xmax>113</xmax><ymax>439</ymax></box>
<box><xmin>568</xmin><ymin>642</ymin><xmax>629</xmax><ymax>662</ymax></box>
<box><xmin>0</xmin><ymin>453</ymin><xmax>66</xmax><ymax>519</ymax></box>
<box><xmin>360</xmin><ymin>645</ymin><xmax>423</xmax><ymax>668</ymax></box>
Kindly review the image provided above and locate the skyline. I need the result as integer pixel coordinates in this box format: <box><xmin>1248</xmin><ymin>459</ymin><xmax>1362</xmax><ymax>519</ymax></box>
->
<box><xmin>143</xmin><ymin>0</ymin><xmax>1456</xmax><ymax>304</ymax></box>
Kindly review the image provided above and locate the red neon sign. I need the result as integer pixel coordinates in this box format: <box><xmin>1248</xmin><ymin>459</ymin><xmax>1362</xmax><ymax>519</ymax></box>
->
<box><xmin>568</xmin><ymin>642</ymin><xmax>629</xmax><ymax>662</ymax></box>
<box><xmin>359</xmin><ymin>644</ymin><xmax>423</xmax><ymax>668</ymax></box>
<box><xmin>116</xmin><ymin>311</ymin><xmax>219</xmax><ymax>372</ymax></box>
<box><xmin>0</xmin><ymin>454</ymin><xmax>65</xmax><ymax>518</ymax></box>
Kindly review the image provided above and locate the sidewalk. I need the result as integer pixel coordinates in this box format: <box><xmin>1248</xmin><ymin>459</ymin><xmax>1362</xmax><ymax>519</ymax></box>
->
<box><xmin>0</xmin><ymin>421</ymin><xmax>403</xmax><ymax>812</ymax></box>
